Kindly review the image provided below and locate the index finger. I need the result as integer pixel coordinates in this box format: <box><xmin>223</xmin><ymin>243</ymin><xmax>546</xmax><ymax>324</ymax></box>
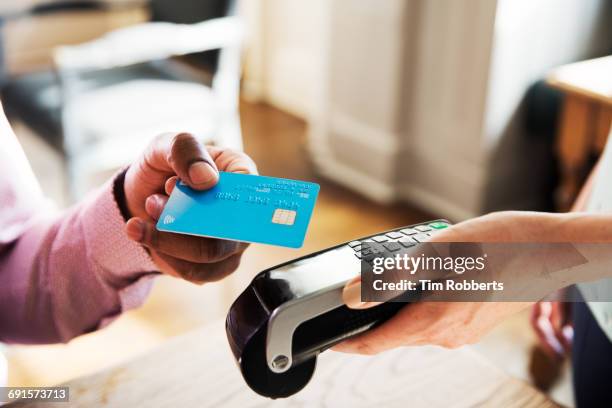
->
<box><xmin>333</xmin><ymin>304</ymin><xmax>420</xmax><ymax>355</ymax></box>
<box><xmin>343</xmin><ymin>277</ymin><xmax>382</xmax><ymax>309</ymax></box>
<box><xmin>207</xmin><ymin>146</ymin><xmax>258</xmax><ymax>175</ymax></box>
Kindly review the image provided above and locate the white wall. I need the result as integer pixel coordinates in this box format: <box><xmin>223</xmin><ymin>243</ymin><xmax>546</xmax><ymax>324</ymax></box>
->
<box><xmin>308</xmin><ymin>0</ymin><xmax>498</xmax><ymax>220</ymax></box>
<box><xmin>241</xmin><ymin>0</ymin><xmax>328</xmax><ymax>119</ymax></box>
<box><xmin>398</xmin><ymin>0</ymin><xmax>498</xmax><ymax>219</ymax></box>
<box><xmin>244</xmin><ymin>0</ymin><xmax>612</xmax><ymax>219</ymax></box>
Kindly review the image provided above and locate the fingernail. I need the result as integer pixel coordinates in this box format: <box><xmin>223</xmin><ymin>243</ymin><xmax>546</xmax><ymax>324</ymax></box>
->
<box><xmin>343</xmin><ymin>279</ymin><xmax>367</xmax><ymax>309</ymax></box>
<box><xmin>189</xmin><ymin>161</ymin><xmax>217</xmax><ymax>185</ymax></box>
<box><xmin>154</xmin><ymin>194</ymin><xmax>165</xmax><ymax>209</ymax></box>
<box><xmin>145</xmin><ymin>196</ymin><xmax>163</xmax><ymax>219</ymax></box>
<box><xmin>153</xmin><ymin>194</ymin><xmax>167</xmax><ymax>210</ymax></box>
<box><xmin>126</xmin><ymin>218</ymin><xmax>144</xmax><ymax>242</ymax></box>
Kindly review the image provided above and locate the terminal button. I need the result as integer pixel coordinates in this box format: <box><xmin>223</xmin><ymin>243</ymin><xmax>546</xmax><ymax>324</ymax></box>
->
<box><xmin>429</xmin><ymin>222</ymin><xmax>449</xmax><ymax>229</ymax></box>
<box><xmin>386</xmin><ymin>231</ymin><xmax>404</xmax><ymax>239</ymax></box>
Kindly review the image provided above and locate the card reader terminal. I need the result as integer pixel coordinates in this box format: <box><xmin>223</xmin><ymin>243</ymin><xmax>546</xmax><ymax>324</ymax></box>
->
<box><xmin>225</xmin><ymin>220</ymin><xmax>451</xmax><ymax>398</ymax></box>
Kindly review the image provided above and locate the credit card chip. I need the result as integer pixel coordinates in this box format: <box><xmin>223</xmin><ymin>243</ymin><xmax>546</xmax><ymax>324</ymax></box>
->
<box><xmin>272</xmin><ymin>209</ymin><xmax>296</xmax><ymax>226</ymax></box>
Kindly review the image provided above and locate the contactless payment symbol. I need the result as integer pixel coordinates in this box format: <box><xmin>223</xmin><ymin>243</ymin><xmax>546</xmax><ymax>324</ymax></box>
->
<box><xmin>272</xmin><ymin>209</ymin><xmax>296</xmax><ymax>226</ymax></box>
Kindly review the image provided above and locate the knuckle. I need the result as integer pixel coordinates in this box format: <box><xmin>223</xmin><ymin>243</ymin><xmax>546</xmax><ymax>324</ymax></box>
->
<box><xmin>355</xmin><ymin>342</ymin><xmax>379</xmax><ymax>355</ymax></box>
<box><xmin>205</xmin><ymin>241</ymin><xmax>222</xmax><ymax>262</ymax></box>
<box><xmin>435</xmin><ymin>335</ymin><xmax>456</xmax><ymax>348</ymax></box>
<box><xmin>440</xmin><ymin>340</ymin><xmax>459</xmax><ymax>349</ymax></box>
<box><xmin>439</xmin><ymin>336</ymin><xmax>465</xmax><ymax>349</ymax></box>
<box><xmin>202</xmin><ymin>240</ymin><xmax>236</xmax><ymax>263</ymax></box>
<box><xmin>237</xmin><ymin>151</ymin><xmax>258</xmax><ymax>171</ymax></box>
<box><xmin>170</xmin><ymin>133</ymin><xmax>198</xmax><ymax>160</ymax></box>
<box><xmin>194</xmin><ymin>240</ymin><xmax>210</xmax><ymax>262</ymax></box>
<box><xmin>171</xmin><ymin>132</ymin><xmax>196</xmax><ymax>146</ymax></box>
<box><xmin>195</xmin><ymin>240</ymin><xmax>219</xmax><ymax>262</ymax></box>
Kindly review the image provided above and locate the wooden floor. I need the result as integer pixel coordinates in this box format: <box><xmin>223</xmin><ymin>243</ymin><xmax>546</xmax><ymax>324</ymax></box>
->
<box><xmin>4</xmin><ymin>101</ymin><xmax>573</xmax><ymax>406</ymax></box>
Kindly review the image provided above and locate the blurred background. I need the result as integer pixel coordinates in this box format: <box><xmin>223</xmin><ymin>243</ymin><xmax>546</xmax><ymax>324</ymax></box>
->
<box><xmin>0</xmin><ymin>1</ymin><xmax>610</xmax><ymax>406</ymax></box>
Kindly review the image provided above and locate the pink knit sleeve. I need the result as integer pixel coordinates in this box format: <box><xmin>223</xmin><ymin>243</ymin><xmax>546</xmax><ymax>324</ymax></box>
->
<box><xmin>0</xmin><ymin>107</ymin><xmax>159</xmax><ymax>344</ymax></box>
<box><xmin>0</xmin><ymin>175</ymin><xmax>159</xmax><ymax>344</ymax></box>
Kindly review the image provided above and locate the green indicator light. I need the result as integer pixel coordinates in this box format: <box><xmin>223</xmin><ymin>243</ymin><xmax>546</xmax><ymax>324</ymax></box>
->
<box><xmin>429</xmin><ymin>222</ymin><xmax>449</xmax><ymax>229</ymax></box>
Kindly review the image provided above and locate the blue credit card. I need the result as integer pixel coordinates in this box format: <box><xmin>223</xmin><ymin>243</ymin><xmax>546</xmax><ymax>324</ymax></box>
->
<box><xmin>156</xmin><ymin>172</ymin><xmax>320</xmax><ymax>248</ymax></box>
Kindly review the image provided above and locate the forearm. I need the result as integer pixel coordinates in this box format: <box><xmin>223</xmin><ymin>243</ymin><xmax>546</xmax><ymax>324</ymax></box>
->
<box><xmin>493</xmin><ymin>212</ymin><xmax>612</xmax><ymax>295</ymax></box>
<box><xmin>442</xmin><ymin>210</ymin><xmax>612</xmax><ymax>243</ymax></box>
<box><xmin>432</xmin><ymin>210</ymin><xmax>612</xmax><ymax>301</ymax></box>
<box><xmin>520</xmin><ymin>211</ymin><xmax>612</xmax><ymax>243</ymax></box>
<box><xmin>0</xmin><ymin>174</ymin><xmax>158</xmax><ymax>344</ymax></box>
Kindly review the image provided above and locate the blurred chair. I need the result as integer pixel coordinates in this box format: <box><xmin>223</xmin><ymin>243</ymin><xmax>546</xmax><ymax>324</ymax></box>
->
<box><xmin>1</xmin><ymin>0</ymin><xmax>243</xmax><ymax>198</ymax></box>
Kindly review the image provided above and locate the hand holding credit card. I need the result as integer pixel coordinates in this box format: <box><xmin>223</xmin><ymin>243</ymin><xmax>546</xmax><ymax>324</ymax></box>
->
<box><xmin>157</xmin><ymin>172</ymin><xmax>320</xmax><ymax>248</ymax></box>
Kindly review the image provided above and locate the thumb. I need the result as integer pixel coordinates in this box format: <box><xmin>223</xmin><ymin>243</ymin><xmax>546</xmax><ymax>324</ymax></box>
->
<box><xmin>141</xmin><ymin>133</ymin><xmax>219</xmax><ymax>191</ymax></box>
<box><xmin>168</xmin><ymin>133</ymin><xmax>219</xmax><ymax>190</ymax></box>
<box><xmin>343</xmin><ymin>277</ymin><xmax>382</xmax><ymax>310</ymax></box>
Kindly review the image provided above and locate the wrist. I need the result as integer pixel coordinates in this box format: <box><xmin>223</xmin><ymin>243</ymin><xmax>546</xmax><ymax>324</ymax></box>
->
<box><xmin>508</xmin><ymin>211</ymin><xmax>612</xmax><ymax>242</ymax></box>
<box><xmin>491</xmin><ymin>211</ymin><xmax>570</xmax><ymax>242</ymax></box>
<box><xmin>549</xmin><ymin>212</ymin><xmax>612</xmax><ymax>242</ymax></box>
<box><xmin>113</xmin><ymin>167</ymin><xmax>132</xmax><ymax>222</ymax></box>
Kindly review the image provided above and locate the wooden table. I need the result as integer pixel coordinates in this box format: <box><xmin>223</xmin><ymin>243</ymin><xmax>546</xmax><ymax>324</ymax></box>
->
<box><xmin>10</xmin><ymin>321</ymin><xmax>558</xmax><ymax>408</ymax></box>
<box><xmin>547</xmin><ymin>55</ymin><xmax>612</xmax><ymax>210</ymax></box>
